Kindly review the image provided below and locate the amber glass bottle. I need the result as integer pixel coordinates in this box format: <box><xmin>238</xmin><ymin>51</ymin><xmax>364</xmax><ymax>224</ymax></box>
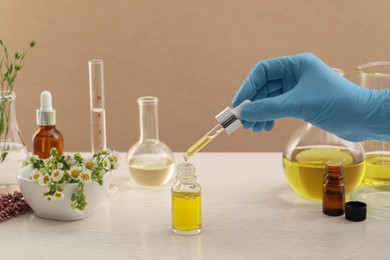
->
<box><xmin>33</xmin><ymin>91</ymin><xmax>64</xmax><ymax>159</ymax></box>
<box><xmin>322</xmin><ymin>161</ymin><xmax>345</xmax><ymax>216</ymax></box>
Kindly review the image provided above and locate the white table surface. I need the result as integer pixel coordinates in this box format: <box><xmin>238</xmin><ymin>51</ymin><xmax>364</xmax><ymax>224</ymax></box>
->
<box><xmin>2</xmin><ymin>152</ymin><xmax>390</xmax><ymax>260</ymax></box>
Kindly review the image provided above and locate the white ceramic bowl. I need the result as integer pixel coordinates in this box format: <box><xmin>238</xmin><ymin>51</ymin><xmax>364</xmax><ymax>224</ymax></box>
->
<box><xmin>17</xmin><ymin>165</ymin><xmax>110</xmax><ymax>221</ymax></box>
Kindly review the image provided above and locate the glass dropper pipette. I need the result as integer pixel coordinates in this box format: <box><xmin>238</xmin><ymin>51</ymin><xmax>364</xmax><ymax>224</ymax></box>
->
<box><xmin>184</xmin><ymin>100</ymin><xmax>250</xmax><ymax>161</ymax></box>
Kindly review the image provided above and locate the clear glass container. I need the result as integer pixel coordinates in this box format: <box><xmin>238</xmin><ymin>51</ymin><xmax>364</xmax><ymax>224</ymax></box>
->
<box><xmin>126</xmin><ymin>96</ymin><xmax>174</xmax><ymax>186</ymax></box>
<box><xmin>283</xmin><ymin>123</ymin><xmax>365</xmax><ymax>201</ymax></box>
<box><xmin>171</xmin><ymin>162</ymin><xmax>201</xmax><ymax>235</ymax></box>
<box><xmin>0</xmin><ymin>92</ymin><xmax>28</xmax><ymax>189</ymax></box>
<box><xmin>357</xmin><ymin>62</ymin><xmax>390</xmax><ymax>185</ymax></box>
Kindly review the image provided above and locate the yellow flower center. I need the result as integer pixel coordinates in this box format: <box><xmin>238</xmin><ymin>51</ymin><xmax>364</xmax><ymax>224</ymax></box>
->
<box><xmin>43</xmin><ymin>175</ymin><xmax>50</xmax><ymax>184</ymax></box>
<box><xmin>32</xmin><ymin>173</ymin><xmax>40</xmax><ymax>180</ymax></box>
<box><xmin>86</xmin><ymin>161</ymin><xmax>94</xmax><ymax>169</ymax></box>
<box><xmin>81</xmin><ymin>173</ymin><xmax>90</xmax><ymax>181</ymax></box>
<box><xmin>54</xmin><ymin>192</ymin><xmax>62</xmax><ymax>198</ymax></box>
<box><xmin>71</xmin><ymin>170</ymin><xmax>80</xmax><ymax>178</ymax></box>
<box><xmin>113</xmin><ymin>156</ymin><xmax>118</xmax><ymax>163</ymax></box>
<box><xmin>53</xmin><ymin>171</ymin><xmax>60</xmax><ymax>177</ymax></box>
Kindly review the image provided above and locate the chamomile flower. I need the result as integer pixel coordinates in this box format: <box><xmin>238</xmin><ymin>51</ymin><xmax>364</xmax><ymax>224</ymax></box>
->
<box><xmin>53</xmin><ymin>191</ymin><xmax>64</xmax><ymax>200</ymax></box>
<box><xmin>111</xmin><ymin>150</ymin><xmax>120</xmax><ymax>169</ymax></box>
<box><xmin>70</xmin><ymin>166</ymin><xmax>82</xmax><ymax>179</ymax></box>
<box><xmin>80</xmin><ymin>170</ymin><xmax>92</xmax><ymax>182</ymax></box>
<box><xmin>51</xmin><ymin>169</ymin><xmax>64</xmax><ymax>182</ymax></box>
<box><xmin>85</xmin><ymin>157</ymin><xmax>96</xmax><ymax>170</ymax></box>
<box><xmin>30</xmin><ymin>169</ymin><xmax>41</xmax><ymax>182</ymax></box>
<box><xmin>102</xmin><ymin>157</ymin><xmax>111</xmax><ymax>170</ymax></box>
<box><xmin>57</xmin><ymin>162</ymin><xmax>64</xmax><ymax>169</ymax></box>
<box><xmin>39</xmin><ymin>175</ymin><xmax>51</xmax><ymax>186</ymax></box>
<box><xmin>45</xmin><ymin>195</ymin><xmax>54</xmax><ymax>202</ymax></box>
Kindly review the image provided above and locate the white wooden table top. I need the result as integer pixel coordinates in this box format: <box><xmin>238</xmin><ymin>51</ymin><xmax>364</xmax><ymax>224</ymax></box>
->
<box><xmin>2</xmin><ymin>152</ymin><xmax>389</xmax><ymax>260</ymax></box>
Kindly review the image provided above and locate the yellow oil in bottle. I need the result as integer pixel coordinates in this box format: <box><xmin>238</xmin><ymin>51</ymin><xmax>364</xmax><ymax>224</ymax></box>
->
<box><xmin>172</xmin><ymin>191</ymin><xmax>201</xmax><ymax>232</ymax></box>
<box><xmin>283</xmin><ymin>147</ymin><xmax>365</xmax><ymax>201</ymax></box>
<box><xmin>364</xmin><ymin>153</ymin><xmax>390</xmax><ymax>185</ymax></box>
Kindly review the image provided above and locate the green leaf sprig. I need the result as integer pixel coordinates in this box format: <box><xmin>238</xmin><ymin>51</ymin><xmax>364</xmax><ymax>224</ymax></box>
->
<box><xmin>0</xmin><ymin>39</ymin><xmax>35</xmax><ymax>162</ymax></box>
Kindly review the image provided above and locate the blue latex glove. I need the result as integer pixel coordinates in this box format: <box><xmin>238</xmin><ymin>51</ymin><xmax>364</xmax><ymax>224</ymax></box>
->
<box><xmin>232</xmin><ymin>53</ymin><xmax>390</xmax><ymax>142</ymax></box>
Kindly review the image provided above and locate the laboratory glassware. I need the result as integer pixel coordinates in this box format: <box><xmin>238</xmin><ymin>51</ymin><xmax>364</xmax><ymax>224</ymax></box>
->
<box><xmin>184</xmin><ymin>100</ymin><xmax>250</xmax><ymax>161</ymax></box>
<box><xmin>0</xmin><ymin>91</ymin><xmax>28</xmax><ymax>189</ymax></box>
<box><xmin>126</xmin><ymin>96</ymin><xmax>174</xmax><ymax>186</ymax></box>
<box><xmin>88</xmin><ymin>60</ymin><xmax>106</xmax><ymax>152</ymax></box>
<box><xmin>171</xmin><ymin>162</ymin><xmax>201</xmax><ymax>235</ymax></box>
<box><xmin>283</xmin><ymin>68</ymin><xmax>365</xmax><ymax>201</ymax></box>
<box><xmin>357</xmin><ymin>62</ymin><xmax>390</xmax><ymax>185</ymax></box>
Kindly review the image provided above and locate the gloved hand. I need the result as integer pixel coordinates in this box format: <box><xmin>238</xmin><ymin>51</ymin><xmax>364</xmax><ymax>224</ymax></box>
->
<box><xmin>232</xmin><ymin>53</ymin><xmax>390</xmax><ymax>142</ymax></box>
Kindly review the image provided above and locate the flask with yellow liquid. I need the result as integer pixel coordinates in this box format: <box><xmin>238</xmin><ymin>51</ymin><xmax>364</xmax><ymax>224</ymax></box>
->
<box><xmin>283</xmin><ymin>123</ymin><xmax>365</xmax><ymax>201</ymax></box>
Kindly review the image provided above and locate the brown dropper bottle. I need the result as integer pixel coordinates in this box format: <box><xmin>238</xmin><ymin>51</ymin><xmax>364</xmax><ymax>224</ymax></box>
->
<box><xmin>322</xmin><ymin>160</ymin><xmax>345</xmax><ymax>216</ymax></box>
<box><xmin>32</xmin><ymin>91</ymin><xmax>64</xmax><ymax>159</ymax></box>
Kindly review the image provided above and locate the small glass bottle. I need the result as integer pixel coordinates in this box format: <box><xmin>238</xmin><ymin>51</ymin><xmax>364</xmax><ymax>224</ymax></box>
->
<box><xmin>323</xmin><ymin>161</ymin><xmax>345</xmax><ymax>216</ymax></box>
<box><xmin>33</xmin><ymin>91</ymin><xmax>64</xmax><ymax>159</ymax></box>
<box><xmin>126</xmin><ymin>96</ymin><xmax>174</xmax><ymax>186</ymax></box>
<box><xmin>171</xmin><ymin>162</ymin><xmax>201</xmax><ymax>235</ymax></box>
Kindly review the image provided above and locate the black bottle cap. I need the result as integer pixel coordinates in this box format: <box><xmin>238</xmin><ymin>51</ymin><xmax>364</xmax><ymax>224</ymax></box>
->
<box><xmin>345</xmin><ymin>201</ymin><xmax>367</xmax><ymax>222</ymax></box>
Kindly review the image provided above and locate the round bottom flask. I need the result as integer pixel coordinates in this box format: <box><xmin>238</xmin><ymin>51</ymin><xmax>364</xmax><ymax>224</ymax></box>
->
<box><xmin>283</xmin><ymin>123</ymin><xmax>365</xmax><ymax>201</ymax></box>
<box><xmin>126</xmin><ymin>97</ymin><xmax>174</xmax><ymax>186</ymax></box>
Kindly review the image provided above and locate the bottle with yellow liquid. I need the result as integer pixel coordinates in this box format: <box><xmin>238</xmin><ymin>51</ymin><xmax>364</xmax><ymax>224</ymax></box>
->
<box><xmin>171</xmin><ymin>162</ymin><xmax>201</xmax><ymax>235</ymax></box>
<box><xmin>283</xmin><ymin>123</ymin><xmax>365</xmax><ymax>201</ymax></box>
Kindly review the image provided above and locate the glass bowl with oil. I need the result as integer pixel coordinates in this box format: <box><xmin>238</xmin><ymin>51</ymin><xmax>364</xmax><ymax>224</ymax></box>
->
<box><xmin>283</xmin><ymin>123</ymin><xmax>366</xmax><ymax>201</ymax></box>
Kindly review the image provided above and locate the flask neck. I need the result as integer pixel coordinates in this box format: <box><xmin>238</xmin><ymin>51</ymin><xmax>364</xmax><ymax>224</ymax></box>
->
<box><xmin>176</xmin><ymin>162</ymin><xmax>196</xmax><ymax>181</ymax></box>
<box><xmin>0</xmin><ymin>92</ymin><xmax>16</xmax><ymax>118</ymax></box>
<box><xmin>138</xmin><ymin>96</ymin><xmax>159</xmax><ymax>142</ymax></box>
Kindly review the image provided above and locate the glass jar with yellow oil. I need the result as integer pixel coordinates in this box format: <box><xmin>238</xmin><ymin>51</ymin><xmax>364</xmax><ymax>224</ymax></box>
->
<box><xmin>358</xmin><ymin>62</ymin><xmax>390</xmax><ymax>185</ymax></box>
<box><xmin>283</xmin><ymin>123</ymin><xmax>365</xmax><ymax>201</ymax></box>
<box><xmin>171</xmin><ymin>162</ymin><xmax>201</xmax><ymax>235</ymax></box>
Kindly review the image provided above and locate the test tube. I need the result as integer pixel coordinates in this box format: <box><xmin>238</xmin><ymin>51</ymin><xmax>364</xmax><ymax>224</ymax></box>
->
<box><xmin>89</xmin><ymin>60</ymin><xmax>107</xmax><ymax>152</ymax></box>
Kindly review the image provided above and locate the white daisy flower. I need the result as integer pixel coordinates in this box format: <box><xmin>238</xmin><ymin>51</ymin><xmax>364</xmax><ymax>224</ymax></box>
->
<box><xmin>30</xmin><ymin>169</ymin><xmax>41</xmax><ymax>182</ymax></box>
<box><xmin>70</xmin><ymin>166</ymin><xmax>82</xmax><ymax>179</ymax></box>
<box><xmin>102</xmin><ymin>157</ymin><xmax>111</xmax><ymax>170</ymax></box>
<box><xmin>80</xmin><ymin>170</ymin><xmax>91</xmax><ymax>182</ymax></box>
<box><xmin>85</xmin><ymin>157</ymin><xmax>96</xmax><ymax>170</ymax></box>
<box><xmin>57</xmin><ymin>163</ymin><xmax>64</xmax><ymax>169</ymax></box>
<box><xmin>39</xmin><ymin>175</ymin><xmax>51</xmax><ymax>186</ymax></box>
<box><xmin>51</xmin><ymin>169</ymin><xmax>64</xmax><ymax>182</ymax></box>
<box><xmin>45</xmin><ymin>195</ymin><xmax>54</xmax><ymax>202</ymax></box>
<box><xmin>111</xmin><ymin>151</ymin><xmax>120</xmax><ymax>169</ymax></box>
<box><xmin>53</xmin><ymin>191</ymin><xmax>64</xmax><ymax>200</ymax></box>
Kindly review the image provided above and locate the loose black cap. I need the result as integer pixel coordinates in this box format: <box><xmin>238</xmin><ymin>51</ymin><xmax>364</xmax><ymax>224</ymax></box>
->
<box><xmin>345</xmin><ymin>201</ymin><xmax>367</xmax><ymax>222</ymax></box>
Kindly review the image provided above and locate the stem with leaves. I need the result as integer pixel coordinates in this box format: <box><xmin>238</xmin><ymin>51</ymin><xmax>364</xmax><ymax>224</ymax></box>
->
<box><xmin>0</xmin><ymin>39</ymin><xmax>35</xmax><ymax>163</ymax></box>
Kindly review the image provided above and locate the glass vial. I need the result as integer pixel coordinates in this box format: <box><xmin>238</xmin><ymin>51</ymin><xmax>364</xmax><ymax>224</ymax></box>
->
<box><xmin>323</xmin><ymin>161</ymin><xmax>345</xmax><ymax>216</ymax></box>
<box><xmin>171</xmin><ymin>162</ymin><xmax>201</xmax><ymax>235</ymax></box>
<box><xmin>33</xmin><ymin>91</ymin><xmax>64</xmax><ymax>159</ymax></box>
<box><xmin>126</xmin><ymin>96</ymin><xmax>174</xmax><ymax>186</ymax></box>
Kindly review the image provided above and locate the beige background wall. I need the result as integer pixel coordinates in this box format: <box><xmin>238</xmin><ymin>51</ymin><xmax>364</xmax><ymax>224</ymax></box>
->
<box><xmin>1</xmin><ymin>0</ymin><xmax>390</xmax><ymax>152</ymax></box>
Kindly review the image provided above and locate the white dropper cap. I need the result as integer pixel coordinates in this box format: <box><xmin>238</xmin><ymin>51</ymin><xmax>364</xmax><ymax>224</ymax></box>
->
<box><xmin>36</xmin><ymin>90</ymin><xmax>56</xmax><ymax>126</ymax></box>
<box><xmin>215</xmin><ymin>100</ymin><xmax>250</xmax><ymax>134</ymax></box>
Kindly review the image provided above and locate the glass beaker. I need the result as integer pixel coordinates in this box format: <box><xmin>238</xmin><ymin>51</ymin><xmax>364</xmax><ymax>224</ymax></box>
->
<box><xmin>358</xmin><ymin>62</ymin><xmax>390</xmax><ymax>185</ymax></box>
<box><xmin>0</xmin><ymin>92</ymin><xmax>28</xmax><ymax>189</ymax></box>
<box><xmin>283</xmin><ymin>123</ymin><xmax>366</xmax><ymax>201</ymax></box>
<box><xmin>126</xmin><ymin>96</ymin><xmax>174</xmax><ymax>186</ymax></box>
